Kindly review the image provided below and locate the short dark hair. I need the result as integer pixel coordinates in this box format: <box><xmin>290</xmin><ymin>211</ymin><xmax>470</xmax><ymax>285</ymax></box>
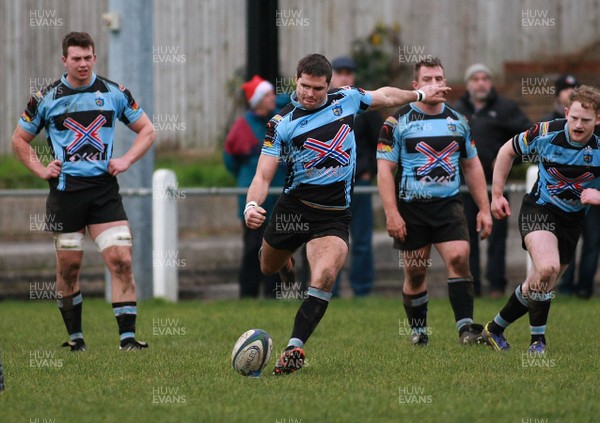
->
<box><xmin>569</xmin><ymin>85</ymin><xmax>600</xmax><ymax>114</ymax></box>
<box><xmin>62</xmin><ymin>32</ymin><xmax>95</xmax><ymax>57</ymax></box>
<box><xmin>414</xmin><ymin>57</ymin><xmax>444</xmax><ymax>81</ymax></box>
<box><xmin>296</xmin><ymin>54</ymin><xmax>332</xmax><ymax>84</ymax></box>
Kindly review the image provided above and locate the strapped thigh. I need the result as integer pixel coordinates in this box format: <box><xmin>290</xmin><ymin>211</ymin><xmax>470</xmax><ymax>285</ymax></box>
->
<box><xmin>94</xmin><ymin>225</ymin><xmax>132</xmax><ymax>252</ymax></box>
<box><xmin>54</xmin><ymin>232</ymin><xmax>84</xmax><ymax>251</ymax></box>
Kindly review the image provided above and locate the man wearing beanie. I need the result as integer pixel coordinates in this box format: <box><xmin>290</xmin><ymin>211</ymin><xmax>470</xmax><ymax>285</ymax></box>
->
<box><xmin>541</xmin><ymin>74</ymin><xmax>579</xmax><ymax>121</ymax></box>
<box><xmin>224</xmin><ymin>75</ymin><xmax>288</xmax><ymax>298</ymax></box>
<box><xmin>454</xmin><ymin>63</ymin><xmax>531</xmax><ymax>298</ymax></box>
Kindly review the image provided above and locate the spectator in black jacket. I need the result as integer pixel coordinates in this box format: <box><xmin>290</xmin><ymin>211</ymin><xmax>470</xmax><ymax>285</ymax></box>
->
<box><xmin>454</xmin><ymin>63</ymin><xmax>531</xmax><ymax>298</ymax></box>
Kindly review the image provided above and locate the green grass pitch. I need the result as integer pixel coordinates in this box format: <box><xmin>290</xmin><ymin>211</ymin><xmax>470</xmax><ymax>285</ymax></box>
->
<box><xmin>1</xmin><ymin>296</ymin><xmax>598</xmax><ymax>422</ymax></box>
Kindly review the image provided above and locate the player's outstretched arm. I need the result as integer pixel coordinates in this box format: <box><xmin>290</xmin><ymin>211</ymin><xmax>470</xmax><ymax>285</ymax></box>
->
<box><xmin>368</xmin><ymin>85</ymin><xmax>451</xmax><ymax>110</ymax></box>
<box><xmin>11</xmin><ymin>126</ymin><xmax>61</xmax><ymax>180</ymax></box>
<box><xmin>108</xmin><ymin>113</ymin><xmax>156</xmax><ymax>176</ymax></box>
<box><xmin>461</xmin><ymin>155</ymin><xmax>492</xmax><ymax>239</ymax></box>
<box><xmin>491</xmin><ymin>140</ymin><xmax>518</xmax><ymax>220</ymax></box>
<box><xmin>245</xmin><ymin>154</ymin><xmax>279</xmax><ymax>229</ymax></box>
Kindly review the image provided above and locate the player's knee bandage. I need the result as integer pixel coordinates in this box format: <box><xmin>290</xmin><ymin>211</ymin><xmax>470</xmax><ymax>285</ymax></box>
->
<box><xmin>94</xmin><ymin>225</ymin><xmax>132</xmax><ymax>252</ymax></box>
<box><xmin>54</xmin><ymin>232</ymin><xmax>84</xmax><ymax>251</ymax></box>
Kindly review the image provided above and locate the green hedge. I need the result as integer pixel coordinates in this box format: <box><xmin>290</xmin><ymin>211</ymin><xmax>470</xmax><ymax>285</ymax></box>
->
<box><xmin>0</xmin><ymin>151</ymin><xmax>235</xmax><ymax>189</ymax></box>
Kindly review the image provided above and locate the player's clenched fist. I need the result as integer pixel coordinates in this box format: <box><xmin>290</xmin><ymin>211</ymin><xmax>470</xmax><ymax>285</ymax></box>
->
<box><xmin>244</xmin><ymin>201</ymin><xmax>267</xmax><ymax>229</ymax></box>
<box><xmin>580</xmin><ymin>188</ymin><xmax>600</xmax><ymax>206</ymax></box>
<box><xmin>108</xmin><ymin>157</ymin><xmax>131</xmax><ymax>176</ymax></box>
<box><xmin>42</xmin><ymin>159</ymin><xmax>62</xmax><ymax>180</ymax></box>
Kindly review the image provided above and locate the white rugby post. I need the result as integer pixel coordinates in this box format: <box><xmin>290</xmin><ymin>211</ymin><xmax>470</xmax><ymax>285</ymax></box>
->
<box><xmin>153</xmin><ymin>169</ymin><xmax>179</xmax><ymax>301</ymax></box>
<box><xmin>525</xmin><ymin>165</ymin><xmax>539</xmax><ymax>272</ymax></box>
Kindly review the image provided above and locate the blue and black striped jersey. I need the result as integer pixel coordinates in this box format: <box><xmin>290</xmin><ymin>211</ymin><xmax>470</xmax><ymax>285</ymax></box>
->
<box><xmin>512</xmin><ymin>119</ymin><xmax>600</xmax><ymax>213</ymax></box>
<box><xmin>19</xmin><ymin>72</ymin><xmax>144</xmax><ymax>191</ymax></box>
<box><xmin>261</xmin><ymin>86</ymin><xmax>372</xmax><ymax>209</ymax></box>
<box><xmin>377</xmin><ymin>103</ymin><xmax>477</xmax><ymax>202</ymax></box>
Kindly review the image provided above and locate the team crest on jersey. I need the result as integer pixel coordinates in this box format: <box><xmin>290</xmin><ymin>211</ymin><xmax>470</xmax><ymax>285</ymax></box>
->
<box><xmin>446</xmin><ymin>117</ymin><xmax>457</xmax><ymax>133</ymax></box>
<box><xmin>332</xmin><ymin>101</ymin><xmax>343</xmax><ymax>117</ymax></box>
<box><xmin>583</xmin><ymin>146</ymin><xmax>593</xmax><ymax>163</ymax></box>
<box><xmin>95</xmin><ymin>91</ymin><xmax>104</xmax><ymax>107</ymax></box>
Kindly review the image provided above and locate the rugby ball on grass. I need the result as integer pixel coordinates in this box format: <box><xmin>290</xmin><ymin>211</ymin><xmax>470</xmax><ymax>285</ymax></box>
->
<box><xmin>231</xmin><ymin>329</ymin><xmax>273</xmax><ymax>377</ymax></box>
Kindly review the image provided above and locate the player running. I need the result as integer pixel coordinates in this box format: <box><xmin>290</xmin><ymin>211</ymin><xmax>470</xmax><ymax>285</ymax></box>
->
<box><xmin>482</xmin><ymin>85</ymin><xmax>600</xmax><ymax>353</ymax></box>
<box><xmin>244</xmin><ymin>53</ymin><xmax>450</xmax><ymax>374</ymax></box>
<box><xmin>377</xmin><ymin>58</ymin><xmax>492</xmax><ymax>346</ymax></box>
<box><xmin>11</xmin><ymin>32</ymin><xmax>155</xmax><ymax>351</ymax></box>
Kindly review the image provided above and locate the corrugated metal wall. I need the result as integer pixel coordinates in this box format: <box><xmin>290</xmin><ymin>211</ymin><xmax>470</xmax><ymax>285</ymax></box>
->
<box><xmin>1</xmin><ymin>0</ymin><xmax>599</xmax><ymax>154</ymax></box>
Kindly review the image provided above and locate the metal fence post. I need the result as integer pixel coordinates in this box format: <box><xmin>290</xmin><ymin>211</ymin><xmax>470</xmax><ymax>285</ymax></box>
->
<box><xmin>153</xmin><ymin>170</ymin><xmax>179</xmax><ymax>301</ymax></box>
